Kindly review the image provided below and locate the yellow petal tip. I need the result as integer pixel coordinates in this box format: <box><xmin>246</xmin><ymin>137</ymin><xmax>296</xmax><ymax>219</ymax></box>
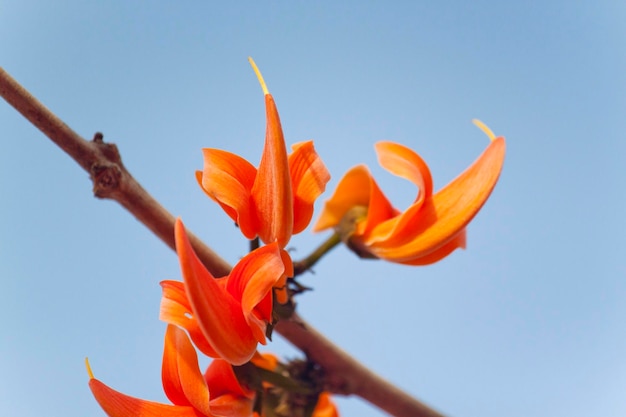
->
<box><xmin>248</xmin><ymin>57</ymin><xmax>269</xmax><ymax>95</ymax></box>
<box><xmin>85</xmin><ymin>357</ymin><xmax>95</xmax><ymax>379</ymax></box>
<box><xmin>472</xmin><ymin>119</ymin><xmax>497</xmax><ymax>142</ymax></box>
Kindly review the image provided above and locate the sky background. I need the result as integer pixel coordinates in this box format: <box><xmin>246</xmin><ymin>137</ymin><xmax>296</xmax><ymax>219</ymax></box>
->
<box><xmin>1</xmin><ymin>2</ymin><xmax>625</xmax><ymax>416</ymax></box>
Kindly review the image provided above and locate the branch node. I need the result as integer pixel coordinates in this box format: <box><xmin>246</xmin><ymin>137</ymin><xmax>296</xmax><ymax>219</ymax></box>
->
<box><xmin>92</xmin><ymin>132</ymin><xmax>104</xmax><ymax>143</ymax></box>
<box><xmin>91</xmin><ymin>162</ymin><xmax>122</xmax><ymax>198</ymax></box>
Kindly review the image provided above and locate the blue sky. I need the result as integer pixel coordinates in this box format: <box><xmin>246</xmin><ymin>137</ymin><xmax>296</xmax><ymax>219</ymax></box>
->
<box><xmin>1</xmin><ymin>2</ymin><xmax>625</xmax><ymax>416</ymax></box>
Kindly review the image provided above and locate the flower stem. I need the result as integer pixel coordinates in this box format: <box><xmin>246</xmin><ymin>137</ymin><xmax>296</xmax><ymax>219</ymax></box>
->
<box><xmin>293</xmin><ymin>232</ymin><xmax>341</xmax><ymax>276</ymax></box>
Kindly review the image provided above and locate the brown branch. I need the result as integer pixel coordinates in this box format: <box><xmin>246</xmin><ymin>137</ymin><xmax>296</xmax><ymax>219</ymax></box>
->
<box><xmin>1</xmin><ymin>66</ymin><xmax>446</xmax><ymax>417</ymax></box>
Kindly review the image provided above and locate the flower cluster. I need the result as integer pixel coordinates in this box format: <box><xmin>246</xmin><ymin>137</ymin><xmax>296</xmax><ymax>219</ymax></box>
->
<box><xmin>88</xmin><ymin>58</ymin><xmax>505</xmax><ymax>417</ymax></box>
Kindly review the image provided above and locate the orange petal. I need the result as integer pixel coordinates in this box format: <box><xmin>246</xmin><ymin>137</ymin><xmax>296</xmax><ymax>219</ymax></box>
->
<box><xmin>359</xmin><ymin>170</ymin><xmax>398</xmax><ymax>237</ymax></box>
<box><xmin>159</xmin><ymin>280</ymin><xmax>220</xmax><ymax>358</ymax></box>
<box><xmin>251</xmin><ymin>94</ymin><xmax>293</xmax><ymax>247</ymax></box>
<box><xmin>88</xmin><ymin>379</ymin><xmax>199</xmax><ymax>417</ymax></box>
<box><xmin>161</xmin><ymin>325</ymin><xmax>213</xmax><ymax>415</ymax></box>
<box><xmin>205</xmin><ymin>359</ymin><xmax>254</xmax><ymax>399</ymax></box>
<box><xmin>198</xmin><ymin>149</ymin><xmax>258</xmax><ymax>239</ymax></box>
<box><xmin>250</xmin><ymin>351</ymin><xmax>279</xmax><ymax>371</ymax></box>
<box><xmin>313</xmin><ymin>165</ymin><xmax>372</xmax><ymax>232</ymax></box>
<box><xmin>375</xmin><ymin>141</ymin><xmax>433</xmax><ymax>198</ymax></box>
<box><xmin>226</xmin><ymin>242</ymin><xmax>286</xmax><ymax>344</ymax></box>
<box><xmin>397</xmin><ymin>229</ymin><xmax>466</xmax><ymax>266</ymax></box>
<box><xmin>363</xmin><ymin>142</ymin><xmax>432</xmax><ymax>244</ymax></box>
<box><xmin>273</xmin><ymin>249</ymin><xmax>294</xmax><ymax>305</ymax></box>
<box><xmin>175</xmin><ymin>219</ymin><xmax>257</xmax><ymax>365</ymax></box>
<box><xmin>289</xmin><ymin>141</ymin><xmax>331</xmax><ymax>234</ymax></box>
<box><xmin>208</xmin><ymin>394</ymin><xmax>254</xmax><ymax>417</ymax></box>
<box><xmin>369</xmin><ymin>137</ymin><xmax>505</xmax><ymax>262</ymax></box>
<box><xmin>312</xmin><ymin>393</ymin><xmax>340</xmax><ymax>417</ymax></box>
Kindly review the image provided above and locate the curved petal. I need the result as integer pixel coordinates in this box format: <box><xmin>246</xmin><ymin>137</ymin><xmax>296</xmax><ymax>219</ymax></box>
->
<box><xmin>395</xmin><ymin>229</ymin><xmax>466</xmax><ymax>265</ymax></box>
<box><xmin>359</xmin><ymin>171</ymin><xmax>398</xmax><ymax>237</ymax></box>
<box><xmin>175</xmin><ymin>219</ymin><xmax>257</xmax><ymax>365</ymax></box>
<box><xmin>88</xmin><ymin>379</ymin><xmax>201</xmax><ymax>417</ymax></box>
<box><xmin>161</xmin><ymin>325</ymin><xmax>213</xmax><ymax>416</ymax></box>
<box><xmin>205</xmin><ymin>359</ymin><xmax>254</xmax><ymax>399</ymax></box>
<box><xmin>370</xmin><ymin>137</ymin><xmax>505</xmax><ymax>262</ymax></box>
<box><xmin>364</xmin><ymin>142</ymin><xmax>433</xmax><ymax>244</ymax></box>
<box><xmin>208</xmin><ymin>394</ymin><xmax>254</xmax><ymax>417</ymax></box>
<box><xmin>289</xmin><ymin>141</ymin><xmax>331</xmax><ymax>234</ymax></box>
<box><xmin>375</xmin><ymin>141</ymin><xmax>433</xmax><ymax>199</ymax></box>
<box><xmin>251</xmin><ymin>94</ymin><xmax>293</xmax><ymax>247</ymax></box>
<box><xmin>313</xmin><ymin>165</ymin><xmax>372</xmax><ymax>232</ymax></box>
<box><xmin>199</xmin><ymin>149</ymin><xmax>258</xmax><ymax>239</ymax></box>
<box><xmin>226</xmin><ymin>242</ymin><xmax>286</xmax><ymax>344</ymax></box>
<box><xmin>159</xmin><ymin>280</ymin><xmax>220</xmax><ymax>358</ymax></box>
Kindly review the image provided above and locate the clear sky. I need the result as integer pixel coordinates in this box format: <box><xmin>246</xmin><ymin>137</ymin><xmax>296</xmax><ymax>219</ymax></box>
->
<box><xmin>2</xmin><ymin>2</ymin><xmax>625</xmax><ymax>416</ymax></box>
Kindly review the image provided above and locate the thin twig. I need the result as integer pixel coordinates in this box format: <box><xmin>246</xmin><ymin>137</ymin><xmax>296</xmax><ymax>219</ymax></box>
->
<box><xmin>1</xmin><ymin>66</ymin><xmax>446</xmax><ymax>417</ymax></box>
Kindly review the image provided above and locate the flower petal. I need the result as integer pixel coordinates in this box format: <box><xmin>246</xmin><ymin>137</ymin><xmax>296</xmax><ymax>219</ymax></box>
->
<box><xmin>396</xmin><ymin>229</ymin><xmax>466</xmax><ymax>265</ymax></box>
<box><xmin>313</xmin><ymin>165</ymin><xmax>372</xmax><ymax>232</ymax></box>
<box><xmin>89</xmin><ymin>379</ymin><xmax>200</xmax><ymax>417</ymax></box>
<box><xmin>175</xmin><ymin>219</ymin><xmax>257</xmax><ymax>365</ymax></box>
<box><xmin>159</xmin><ymin>280</ymin><xmax>220</xmax><ymax>358</ymax></box>
<box><xmin>375</xmin><ymin>141</ymin><xmax>433</xmax><ymax>199</ymax></box>
<box><xmin>161</xmin><ymin>325</ymin><xmax>213</xmax><ymax>416</ymax></box>
<box><xmin>312</xmin><ymin>392</ymin><xmax>340</xmax><ymax>417</ymax></box>
<box><xmin>205</xmin><ymin>359</ymin><xmax>254</xmax><ymax>400</ymax></box>
<box><xmin>208</xmin><ymin>395</ymin><xmax>254</xmax><ymax>417</ymax></box>
<box><xmin>359</xmin><ymin>170</ymin><xmax>398</xmax><ymax>237</ymax></box>
<box><xmin>365</xmin><ymin>142</ymin><xmax>432</xmax><ymax>244</ymax></box>
<box><xmin>289</xmin><ymin>141</ymin><xmax>331</xmax><ymax>234</ymax></box>
<box><xmin>251</xmin><ymin>94</ymin><xmax>293</xmax><ymax>247</ymax></box>
<box><xmin>369</xmin><ymin>137</ymin><xmax>505</xmax><ymax>262</ymax></box>
<box><xmin>226</xmin><ymin>242</ymin><xmax>286</xmax><ymax>344</ymax></box>
<box><xmin>250</xmin><ymin>351</ymin><xmax>279</xmax><ymax>371</ymax></box>
<box><xmin>198</xmin><ymin>149</ymin><xmax>258</xmax><ymax>239</ymax></box>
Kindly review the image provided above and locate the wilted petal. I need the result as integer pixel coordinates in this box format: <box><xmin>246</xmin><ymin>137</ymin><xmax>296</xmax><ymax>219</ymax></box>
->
<box><xmin>175</xmin><ymin>219</ymin><xmax>257</xmax><ymax>365</ymax></box>
<box><xmin>289</xmin><ymin>141</ymin><xmax>331</xmax><ymax>234</ymax></box>
<box><xmin>161</xmin><ymin>325</ymin><xmax>213</xmax><ymax>416</ymax></box>
<box><xmin>251</xmin><ymin>94</ymin><xmax>293</xmax><ymax>247</ymax></box>
<box><xmin>197</xmin><ymin>149</ymin><xmax>258</xmax><ymax>239</ymax></box>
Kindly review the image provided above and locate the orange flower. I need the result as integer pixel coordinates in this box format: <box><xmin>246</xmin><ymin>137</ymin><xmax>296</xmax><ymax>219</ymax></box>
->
<box><xmin>196</xmin><ymin>58</ymin><xmax>330</xmax><ymax>248</ymax></box>
<box><xmin>88</xmin><ymin>324</ymin><xmax>255</xmax><ymax>417</ymax></box>
<box><xmin>160</xmin><ymin>219</ymin><xmax>293</xmax><ymax>365</ymax></box>
<box><xmin>314</xmin><ymin>120</ymin><xmax>506</xmax><ymax>265</ymax></box>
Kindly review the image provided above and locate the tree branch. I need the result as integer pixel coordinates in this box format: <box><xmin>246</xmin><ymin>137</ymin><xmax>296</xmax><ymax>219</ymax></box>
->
<box><xmin>1</xmin><ymin>66</ymin><xmax>445</xmax><ymax>417</ymax></box>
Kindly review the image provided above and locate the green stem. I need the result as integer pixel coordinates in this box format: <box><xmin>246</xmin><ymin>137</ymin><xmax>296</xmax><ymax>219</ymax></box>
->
<box><xmin>293</xmin><ymin>232</ymin><xmax>341</xmax><ymax>276</ymax></box>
